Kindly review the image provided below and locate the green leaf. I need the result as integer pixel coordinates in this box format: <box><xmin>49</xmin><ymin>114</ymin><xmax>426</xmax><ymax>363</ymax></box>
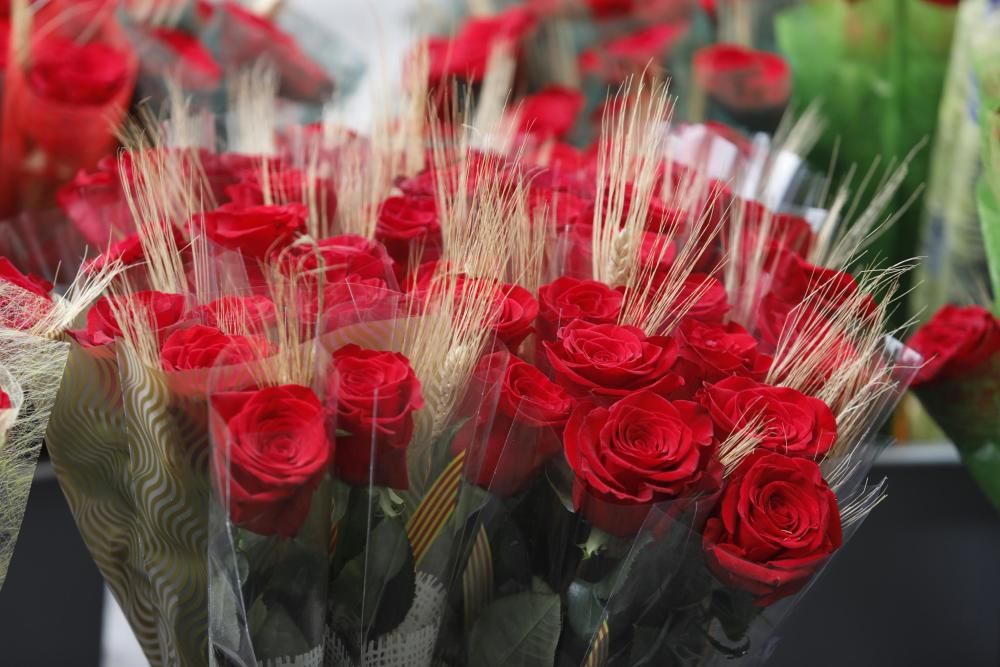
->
<box><xmin>253</xmin><ymin>603</ymin><xmax>309</xmax><ymax>658</ymax></box>
<box><xmin>467</xmin><ymin>592</ymin><xmax>562</xmax><ymax>667</ymax></box>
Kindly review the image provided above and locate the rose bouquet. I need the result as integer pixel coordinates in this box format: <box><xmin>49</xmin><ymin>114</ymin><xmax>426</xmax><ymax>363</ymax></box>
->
<box><xmin>0</xmin><ymin>41</ymin><xmax>920</xmax><ymax>666</ymax></box>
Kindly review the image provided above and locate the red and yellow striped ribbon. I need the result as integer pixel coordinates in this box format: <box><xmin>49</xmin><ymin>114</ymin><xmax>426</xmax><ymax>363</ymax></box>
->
<box><xmin>583</xmin><ymin>619</ymin><xmax>609</xmax><ymax>667</ymax></box>
<box><xmin>406</xmin><ymin>450</ymin><xmax>467</xmax><ymax>565</ymax></box>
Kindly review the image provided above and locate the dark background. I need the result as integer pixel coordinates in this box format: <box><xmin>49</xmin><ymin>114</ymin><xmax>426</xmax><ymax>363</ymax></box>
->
<box><xmin>2</xmin><ymin>454</ymin><xmax>998</xmax><ymax>667</ymax></box>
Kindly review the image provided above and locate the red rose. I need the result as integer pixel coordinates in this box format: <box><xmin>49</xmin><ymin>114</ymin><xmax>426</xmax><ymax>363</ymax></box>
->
<box><xmin>564</xmin><ymin>391</ymin><xmax>719</xmax><ymax>536</ymax></box>
<box><xmin>674</xmin><ymin>319</ymin><xmax>770</xmax><ymax>397</ymax></box>
<box><xmin>738</xmin><ymin>200</ymin><xmax>814</xmax><ymax>256</ymax></box>
<box><xmin>330</xmin><ymin>344</ymin><xmax>424</xmax><ymax>490</ymax></box>
<box><xmin>516</xmin><ymin>86</ymin><xmax>584</xmax><ymax>139</ymax></box>
<box><xmin>702</xmin><ymin>451</ymin><xmax>842</xmax><ymax>605</ymax></box>
<box><xmin>83</xmin><ymin>227</ymin><xmax>188</xmax><ymax>273</ymax></box>
<box><xmin>584</xmin><ymin>0</ymin><xmax>635</xmax><ymax>18</ymax></box>
<box><xmin>490</xmin><ymin>283</ymin><xmax>539</xmax><ymax>352</ymax></box>
<box><xmin>426</xmin><ymin>7</ymin><xmax>536</xmax><ymax>84</ymax></box>
<box><xmin>908</xmin><ymin>305</ymin><xmax>1000</xmax><ymax>385</ymax></box>
<box><xmin>201</xmin><ymin>203</ymin><xmax>306</xmax><ymax>258</ymax></box>
<box><xmin>583</xmin><ymin>23</ymin><xmax>688</xmax><ymax>79</ymax></box>
<box><xmin>225</xmin><ymin>167</ymin><xmax>337</xmax><ymax>217</ymax></box>
<box><xmin>279</xmin><ymin>234</ymin><xmax>393</xmax><ymax>285</ymax></box>
<box><xmin>160</xmin><ymin>324</ymin><xmax>270</xmax><ymax>372</ymax></box>
<box><xmin>561</xmin><ymin>224</ymin><xmax>675</xmax><ymax>282</ymax></box>
<box><xmin>194</xmin><ymin>295</ymin><xmax>276</xmax><ymax>333</ymax></box>
<box><xmin>375</xmin><ymin>195</ymin><xmax>442</xmax><ymax>270</ymax></box>
<box><xmin>699</xmin><ymin>376</ymin><xmax>837</xmax><ymax>460</ymax></box>
<box><xmin>211</xmin><ymin>384</ymin><xmax>331</xmax><ymax>537</ymax></box>
<box><xmin>527</xmin><ymin>186</ymin><xmax>591</xmax><ymax>231</ymax></box>
<box><xmin>302</xmin><ymin>277</ymin><xmax>396</xmax><ymax>330</ymax></box>
<box><xmin>672</xmin><ymin>273</ymin><xmax>730</xmax><ymax>324</ymax></box>
<box><xmin>0</xmin><ymin>257</ymin><xmax>52</xmax><ymax>300</ymax></box>
<box><xmin>77</xmin><ymin>291</ymin><xmax>186</xmax><ymax>347</ymax></box>
<box><xmin>148</xmin><ymin>27</ymin><xmax>221</xmax><ymax>92</ymax></box>
<box><xmin>544</xmin><ymin>319</ymin><xmax>683</xmax><ymax>401</ymax></box>
<box><xmin>693</xmin><ymin>44</ymin><xmax>790</xmax><ymax>110</ymax></box>
<box><xmin>28</xmin><ymin>38</ymin><xmax>129</xmax><ymax>105</ymax></box>
<box><xmin>538</xmin><ymin>277</ymin><xmax>624</xmax><ymax>341</ymax></box>
<box><xmin>452</xmin><ymin>352</ymin><xmax>574</xmax><ymax>495</ymax></box>
<box><xmin>0</xmin><ymin>388</ymin><xmax>11</xmax><ymax>411</ymax></box>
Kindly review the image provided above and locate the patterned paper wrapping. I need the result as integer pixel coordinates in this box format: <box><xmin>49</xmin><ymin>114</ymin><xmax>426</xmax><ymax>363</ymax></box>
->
<box><xmin>916</xmin><ymin>353</ymin><xmax>1000</xmax><ymax>510</ymax></box>
<box><xmin>0</xmin><ymin>331</ymin><xmax>68</xmax><ymax>593</ymax></box>
<box><xmin>46</xmin><ymin>343</ymin><xmax>209</xmax><ymax>666</ymax></box>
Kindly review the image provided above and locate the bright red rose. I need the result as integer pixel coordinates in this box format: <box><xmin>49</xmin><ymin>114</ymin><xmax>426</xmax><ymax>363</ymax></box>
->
<box><xmin>674</xmin><ymin>320</ymin><xmax>770</xmax><ymax>396</ymax></box>
<box><xmin>149</xmin><ymin>27</ymin><xmax>222</xmax><ymax>91</ymax></box>
<box><xmin>490</xmin><ymin>283</ymin><xmax>539</xmax><ymax>351</ymax></box>
<box><xmin>160</xmin><ymin>324</ymin><xmax>270</xmax><ymax>372</ymax></box>
<box><xmin>545</xmin><ymin>319</ymin><xmax>683</xmax><ymax>401</ymax></box>
<box><xmin>527</xmin><ymin>186</ymin><xmax>591</xmax><ymax>230</ymax></box>
<box><xmin>201</xmin><ymin>203</ymin><xmax>306</xmax><ymax>258</ymax></box>
<box><xmin>908</xmin><ymin>305</ymin><xmax>1000</xmax><ymax>385</ymax></box>
<box><xmin>194</xmin><ymin>295</ymin><xmax>276</xmax><ymax>333</ymax></box>
<box><xmin>516</xmin><ymin>86</ymin><xmax>584</xmax><ymax>139</ymax></box>
<box><xmin>330</xmin><ymin>344</ymin><xmax>424</xmax><ymax>490</ymax></box>
<box><xmin>304</xmin><ymin>277</ymin><xmax>396</xmax><ymax>330</ymax></box>
<box><xmin>453</xmin><ymin>352</ymin><xmax>574</xmax><ymax>495</ymax></box>
<box><xmin>538</xmin><ymin>276</ymin><xmax>624</xmax><ymax>341</ymax></box>
<box><xmin>28</xmin><ymin>38</ymin><xmax>129</xmax><ymax>105</ymax></box>
<box><xmin>426</xmin><ymin>6</ymin><xmax>536</xmax><ymax>84</ymax></box>
<box><xmin>211</xmin><ymin>384</ymin><xmax>330</xmax><ymax>537</ymax></box>
<box><xmin>739</xmin><ymin>200</ymin><xmax>814</xmax><ymax>256</ymax></box>
<box><xmin>693</xmin><ymin>44</ymin><xmax>790</xmax><ymax>110</ymax></box>
<box><xmin>699</xmin><ymin>376</ymin><xmax>837</xmax><ymax>460</ymax></box>
<box><xmin>225</xmin><ymin>167</ymin><xmax>337</xmax><ymax>217</ymax></box>
<box><xmin>672</xmin><ymin>273</ymin><xmax>730</xmax><ymax>323</ymax></box>
<box><xmin>0</xmin><ymin>257</ymin><xmax>52</xmax><ymax>300</ymax></box>
<box><xmin>703</xmin><ymin>451</ymin><xmax>842</xmax><ymax>605</ymax></box>
<box><xmin>564</xmin><ymin>391</ymin><xmax>719</xmax><ymax>536</ymax></box>
<box><xmin>375</xmin><ymin>195</ymin><xmax>442</xmax><ymax>270</ymax></box>
<box><xmin>279</xmin><ymin>234</ymin><xmax>394</xmax><ymax>285</ymax></box>
<box><xmin>77</xmin><ymin>291</ymin><xmax>186</xmax><ymax>347</ymax></box>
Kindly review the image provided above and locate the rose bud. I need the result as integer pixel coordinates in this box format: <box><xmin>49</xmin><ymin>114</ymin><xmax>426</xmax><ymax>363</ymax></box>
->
<box><xmin>544</xmin><ymin>319</ymin><xmax>684</xmax><ymax>402</ymax></box>
<box><xmin>201</xmin><ymin>202</ymin><xmax>306</xmax><ymax>258</ymax></box>
<box><xmin>564</xmin><ymin>391</ymin><xmax>720</xmax><ymax>536</ymax></box>
<box><xmin>210</xmin><ymin>384</ymin><xmax>331</xmax><ymax>537</ymax></box>
<box><xmin>160</xmin><ymin>324</ymin><xmax>271</xmax><ymax>372</ymax></box>
<box><xmin>452</xmin><ymin>352</ymin><xmax>574</xmax><ymax>496</ymax></box>
<box><xmin>699</xmin><ymin>376</ymin><xmax>837</xmax><ymax>460</ymax></box>
<box><xmin>702</xmin><ymin>451</ymin><xmax>842</xmax><ymax>605</ymax></box>
<box><xmin>330</xmin><ymin>344</ymin><xmax>424</xmax><ymax>490</ymax></box>
<box><xmin>75</xmin><ymin>291</ymin><xmax>187</xmax><ymax>347</ymax></box>
<box><xmin>907</xmin><ymin>305</ymin><xmax>1000</xmax><ymax>385</ymax></box>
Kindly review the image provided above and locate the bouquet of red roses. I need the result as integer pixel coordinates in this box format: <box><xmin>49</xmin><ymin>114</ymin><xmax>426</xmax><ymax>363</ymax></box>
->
<box><xmin>0</xmin><ymin>49</ymin><xmax>920</xmax><ymax>666</ymax></box>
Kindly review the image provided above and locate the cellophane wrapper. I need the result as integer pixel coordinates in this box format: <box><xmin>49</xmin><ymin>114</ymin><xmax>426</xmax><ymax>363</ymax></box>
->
<box><xmin>0</xmin><ymin>0</ymin><xmax>139</xmax><ymax>215</ymax></box>
<box><xmin>915</xmin><ymin>349</ymin><xmax>1000</xmax><ymax>510</ymax></box>
<box><xmin>775</xmin><ymin>0</ymin><xmax>956</xmax><ymax>279</ymax></box>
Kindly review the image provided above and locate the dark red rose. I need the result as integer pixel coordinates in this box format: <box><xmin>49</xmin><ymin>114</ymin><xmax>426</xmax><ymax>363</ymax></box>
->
<box><xmin>28</xmin><ymin>38</ymin><xmax>129</xmax><ymax>105</ymax></box>
<box><xmin>225</xmin><ymin>167</ymin><xmax>337</xmax><ymax>218</ymax></box>
<box><xmin>674</xmin><ymin>320</ymin><xmax>770</xmax><ymax>397</ymax></box>
<box><xmin>160</xmin><ymin>324</ymin><xmax>270</xmax><ymax>372</ymax></box>
<box><xmin>757</xmin><ymin>253</ymin><xmax>875</xmax><ymax>348</ymax></box>
<box><xmin>693</xmin><ymin>44</ymin><xmax>790</xmax><ymax>110</ymax></box>
<box><xmin>77</xmin><ymin>291</ymin><xmax>186</xmax><ymax>347</ymax></box>
<box><xmin>538</xmin><ymin>276</ymin><xmax>624</xmax><ymax>341</ymax></box>
<box><xmin>211</xmin><ymin>384</ymin><xmax>330</xmax><ymax>537</ymax></box>
<box><xmin>672</xmin><ymin>273</ymin><xmax>730</xmax><ymax>323</ymax></box>
<box><xmin>0</xmin><ymin>257</ymin><xmax>52</xmax><ymax>299</ymax></box>
<box><xmin>375</xmin><ymin>195</ymin><xmax>442</xmax><ymax>270</ymax></box>
<box><xmin>908</xmin><ymin>305</ymin><xmax>1000</xmax><ymax>385</ymax></box>
<box><xmin>201</xmin><ymin>203</ymin><xmax>306</xmax><ymax>258</ymax></box>
<box><xmin>194</xmin><ymin>295</ymin><xmax>276</xmax><ymax>333</ymax></box>
<box><xmin>545</xmin><ymin>319</ymin><xmax>683</xmax><ymax>401</ymax></box>
<box><xmin>426</xmin><ymin>6</ymin><xmax>536</xmax><ymax>85</ymax></box>
<box><xmin>703</xmin><ymin>451</ymin><xmax>842</xmax><ymax>605</ymax></box>
<box><xmin>150</xmin><ymin>27</ymin><xmax>222</xmax><ymax>91</ymax></box>
<box><xmin>330</xmin><ymin>344</ymin><xmax>424</xmax><ymax>490</ymax></box>
<box><xmin>564</xmin><ymin>391</ymin><xmax>719</xmax><ymax>536</ymax></box>
<box><xmin>699</xmin><ymin>376</ymin><xmax>837</xmax><ymax>460</ymax></box>
<box><xmin>490</xmin><ymin>283</ymin><xmax>539</xmax><ymax>351</ymax></box>
<box><xmin>453</xmin><ymin>352</ymin><xmax>574</xmax><ymax>495</ymax></box>
<box><xmin>516</xmin><ymin>86</ymin><xmax>584</xmax><ymax>139</ymax></box>
<box><xmin>584</xmin><ymin>0</ymin><xmax>635</xmax><ymax>18</ymax></box>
